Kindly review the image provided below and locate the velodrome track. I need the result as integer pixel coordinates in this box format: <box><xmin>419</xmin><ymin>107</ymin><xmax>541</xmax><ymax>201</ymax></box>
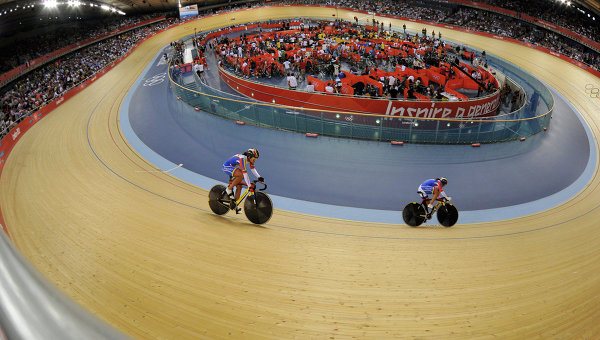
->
<box><xmin>1</xmin><ymin>6</ymin><xmax>600</xmax><ymax>339</ymax></box>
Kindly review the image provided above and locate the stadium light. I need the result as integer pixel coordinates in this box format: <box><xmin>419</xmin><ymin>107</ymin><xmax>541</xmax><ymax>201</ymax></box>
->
<box><xmin>43</xmin><ymin>0</ymin><xmax>58</xmax><ymax>8</ymax></box>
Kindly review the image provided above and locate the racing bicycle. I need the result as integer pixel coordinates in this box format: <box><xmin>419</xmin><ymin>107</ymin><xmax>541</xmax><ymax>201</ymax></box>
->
<box><xmin>208</xmin><ymin>180</ymin><xmax>273</xmax><ymax>224</ymax></box>
<box><xmin>402</xmin><ymin>197</ymin><xmax>459</xmax><ymax>227</ymax></box>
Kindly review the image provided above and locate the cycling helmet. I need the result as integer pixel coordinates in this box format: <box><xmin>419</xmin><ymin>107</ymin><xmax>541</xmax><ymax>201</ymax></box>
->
<box><xmin>244</xmin><ymin>148</ymin><xmax>260</xmax><ymax>159</ymax></box>
<box><xmin>438</xmin><ymin>177</ymin><xmax>448</xmax><ymax>186</ymax></box>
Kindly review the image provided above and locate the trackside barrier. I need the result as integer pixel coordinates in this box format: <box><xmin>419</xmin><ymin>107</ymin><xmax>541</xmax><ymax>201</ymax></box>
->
<box><xmin>171</xmin><ymin>64</ymin><xmax>552</xmax><ymax>144</ymax></box>
<box><xmin>167</xmin><ymin>6</ymin><xmax>556</xmax><ymax>144</ymax></box>
<box><xmin>170</xmin><ymin>30</ymin><xmax>553</xmax><ymax>145</ymax></box>
<box><xmin>0</xmin><ymin>231</ymin><xmax>131</xmax><ymax>339</ymax></box>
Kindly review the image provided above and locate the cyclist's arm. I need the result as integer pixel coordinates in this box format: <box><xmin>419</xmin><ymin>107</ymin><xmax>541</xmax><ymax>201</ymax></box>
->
<box><xmin>242</xmin><ymin>171</ymin><xmax>252</xmax><ymax>187</ymax></box>
<box><xmin>250</xmin><ymin>167</ymin><xmax>260</xmax><ymax>179</ymax></box>
<box><xmin>430</xmin><ymin>187</ymin><xmax>440</xmax><ymax>203</ymax></box>
<box><xmin>239</xmin><ymin>156</ymin><xmax>252</xmax><ymax>187</ymax></box>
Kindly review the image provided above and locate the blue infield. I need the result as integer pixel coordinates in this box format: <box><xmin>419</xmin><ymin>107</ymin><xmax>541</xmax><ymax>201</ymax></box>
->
<box><xmin>119</xmin><ymin>46</ymin><xmax>596</xmax><ymax>224</ymax></box>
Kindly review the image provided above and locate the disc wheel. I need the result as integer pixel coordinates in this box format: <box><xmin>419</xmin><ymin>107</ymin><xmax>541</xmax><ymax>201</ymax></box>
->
<box><xmin>402</xmin><ymin>202</ymin><xmax>427</xmax><ymax>227</ymax></box>
<box><xmin>437</xmin><ymin>203</ymin><xmax>459</xmax><ymax>227</ymax></box>
<box><xmin>208</xmin><ymin>184</ymin><xmax>230</xmax><ymax>215</ymax></box>
<box><xmin>244</xmin><ymin>192</ymin><xmax>273</xmax><ymax>224</ymax></box>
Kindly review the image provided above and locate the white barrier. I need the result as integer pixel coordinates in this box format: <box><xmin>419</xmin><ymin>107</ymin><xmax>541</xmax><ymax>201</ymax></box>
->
<box><xmin>0</xmin><ymin>231</ymin><xmax>130</xmax><ymax>339</ymax></box>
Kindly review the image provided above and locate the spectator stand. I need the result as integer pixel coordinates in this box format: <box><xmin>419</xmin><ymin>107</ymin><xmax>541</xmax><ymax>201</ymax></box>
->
<box><xmin>446</xmin><ymin>0</ymin><xmax>600</xmax><ymax>53</ymax></box>
<box><xmin>0</xmin><ymin>16</ymin><xmax>167</xmax><ymax>89</ymax></box>
<box><xmin>213</xmin><ymin>21</ymin><xmax>500</xmax><ymax>105</ymax></box>
<box><xmin>1</xmin><ymin>20</ymin><xmax>173</xmax><ymax>140</ymax></box>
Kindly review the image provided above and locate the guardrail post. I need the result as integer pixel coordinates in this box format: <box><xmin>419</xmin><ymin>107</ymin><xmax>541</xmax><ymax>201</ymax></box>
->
<box><xmin>295</xmin><ymin>110</ymin><xmax>298</xmax><ymax>131</ymax></box>
<box><xmin>321</xmin><ymin>111</ymin><xmax>324</xmax><ymax>136</ymax></box>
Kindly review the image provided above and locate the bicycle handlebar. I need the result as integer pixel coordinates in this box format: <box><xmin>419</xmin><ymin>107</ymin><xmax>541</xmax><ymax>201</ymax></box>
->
<box><xmin>232</xmin><ymin>179</ymin><xmax>267</xmax><ymax>191</ymax></box>
<box><xmin>423</xmin><ymin>197</ymin><xmax>449</xmax><ymax>203</ymax></box>
<box><xmin>251</xmin><ymin>180</ymin><xmax>267</xmax><ymax>191</ymax></box>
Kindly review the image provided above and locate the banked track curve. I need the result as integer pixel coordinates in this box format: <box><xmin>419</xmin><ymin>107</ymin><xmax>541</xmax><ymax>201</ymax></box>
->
<box><xmin>1</xmin><ymin>6</ymin><xmax>600</xmax><ymax>339</ymax></box>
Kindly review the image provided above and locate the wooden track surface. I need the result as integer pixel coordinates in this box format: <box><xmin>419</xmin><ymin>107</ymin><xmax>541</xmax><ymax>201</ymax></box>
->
<box><xmin>2</xmin><ymin>6</ymin><xmax>600</xmax><ymax>339</ymax></box>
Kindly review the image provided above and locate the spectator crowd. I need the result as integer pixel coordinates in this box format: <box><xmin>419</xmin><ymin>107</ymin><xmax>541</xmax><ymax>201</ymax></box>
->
<box><xmin>313</xmin><ymin>0</ymin><xmax>600</xmax><ymax>69</ymax></box>
<box><xmin>217</xmin><ymin>19</ymin><xmax>498</xmax><ymax>101</ymax></box>
<box><xmin>1</xmin><ymin>18</ymin><xmax>172</xmax><ymax>136</ymax></box>
<box><xmin>0</xmin><ymin>14</ymin><xmax>163</xmax><ymax>74</ymax></box>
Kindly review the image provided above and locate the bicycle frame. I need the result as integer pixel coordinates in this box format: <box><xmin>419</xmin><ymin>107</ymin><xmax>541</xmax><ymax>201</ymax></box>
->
<box><xmin>234</xmin><ymin>184</ymin><xmax>255</xmax><ymax>207</ymax></box>
<box><xmin>229</xmin><ymin>180</ymin><xmax>266</xmax><ymax>207</ymax></box>
<box><xmin>421</xmin><ymin>197</ymin><xmax>447</xmax><ymax>216</ymax></box>
<box><xmin>429</xmin><ymin>200</ymin><xmax>444</xmax><ymax>216</ymax></box>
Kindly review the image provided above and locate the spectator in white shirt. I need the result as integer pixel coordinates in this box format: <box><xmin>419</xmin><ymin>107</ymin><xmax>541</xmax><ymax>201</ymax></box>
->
<box><xmin>287</xmin><ymin>73</ymin><xmax>298</xmax><ymax>90</ymax></box>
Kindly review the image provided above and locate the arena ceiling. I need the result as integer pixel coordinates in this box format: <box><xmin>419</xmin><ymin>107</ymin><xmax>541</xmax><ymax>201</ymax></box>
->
<box><xmin>0</xmin><ymin>0</ymin><xmax>236</xmax><ymax>14</ymax></box>
<box><xmin>0</xmin><ymin>0</ymin><xmax>598</xmax><ymax>38</ymax></box>
<box><xmin>0</xmin><ymin>0</ymin><xmax>244</xmax><ymax>38</ymax></box>
<box><xmin>0</xmin><ymin>0</ymin><xmax>598</xmax><ymax>15</ymax></box>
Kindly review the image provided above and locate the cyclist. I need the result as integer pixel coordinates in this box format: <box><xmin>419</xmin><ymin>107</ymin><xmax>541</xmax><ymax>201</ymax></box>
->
<box><xmin>418</xmin><ymin>177</ymin><xmax>451</xmax><ymax>214</ymax></box>
<box><xmin>222</xmin><ymin>148</ymin><xmax>264</xmax><ymax>212</ymax></box>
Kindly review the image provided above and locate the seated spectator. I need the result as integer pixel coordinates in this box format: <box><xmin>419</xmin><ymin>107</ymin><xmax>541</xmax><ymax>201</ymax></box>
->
<box><xmin>389</xmin><ymin>85</ymin><xmax>399</xmax><ymax>99</ymax></box>
<box><xmin>287</xmin><ymin>73</ymin><xmax>298</xmax><ymax>90</ymax></box>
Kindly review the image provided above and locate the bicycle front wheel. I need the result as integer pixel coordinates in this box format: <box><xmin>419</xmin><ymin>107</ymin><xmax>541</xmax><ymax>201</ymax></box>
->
<box><xmin>437</xmin><ymin>203</ymin><xmax>459</xmax><ymax>227</ymax></box>
<box><xmin>244</xmin><ymin>192</ymin><xmax>273</xmax><ymax>224</ymax></box>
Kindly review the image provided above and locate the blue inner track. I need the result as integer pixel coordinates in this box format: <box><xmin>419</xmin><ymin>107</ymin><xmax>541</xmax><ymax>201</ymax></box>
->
<box><xmin>120</xmin><ymin>45</ymin><xmax>596</xmax><ymax>224</ymax></box>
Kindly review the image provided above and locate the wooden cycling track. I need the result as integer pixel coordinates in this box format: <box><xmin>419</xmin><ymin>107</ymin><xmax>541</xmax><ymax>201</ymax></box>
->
<box><xmin>1</xmin><ymin>6</ymin><xmax>600</xmax><ymax>339</ymax></box>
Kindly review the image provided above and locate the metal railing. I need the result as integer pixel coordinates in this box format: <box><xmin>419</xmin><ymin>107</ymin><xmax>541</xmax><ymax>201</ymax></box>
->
<box><xmin>169</xmin><ymin>53</ymin><xmax>553</xmax><ymax>144</ymax></box>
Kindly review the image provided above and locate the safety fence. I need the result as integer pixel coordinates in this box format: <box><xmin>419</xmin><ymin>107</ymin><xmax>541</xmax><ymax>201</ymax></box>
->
<box><xmin>170</xmin><ymin>41</ymin><xmax>553</xmax><ymax>145</ymax></box>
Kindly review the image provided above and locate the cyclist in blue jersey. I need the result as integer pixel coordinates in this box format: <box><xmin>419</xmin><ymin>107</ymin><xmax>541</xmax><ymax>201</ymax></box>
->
<box><xmin>222</xmin><ymin>148</ymin><xmax>264</xmax><ymax>212</ymax></box>
<box><xmin>418</xmin><ymin>177</ymin><xmax>451</xmax><ymax>214</ymax></box>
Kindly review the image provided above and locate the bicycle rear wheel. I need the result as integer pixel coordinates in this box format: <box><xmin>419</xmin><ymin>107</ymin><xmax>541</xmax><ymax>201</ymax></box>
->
<box><xmin>402</xmin><ymin>202</ymin><xmax>427</xmax><ymax>227</ymax></box>
<box><xmin>208</xmin><ymin>184</ymin><xmax>230</xmax><ymax>215</ymax></box>
<box><xmin>244</xmin><ymin>192</ymin><xmax>273</xmax><ymax>224</ymax></box>
<box><xmin>437</xmin><ymin>203</ymin><xmax>459</xmax><ymax>227</ymax></box>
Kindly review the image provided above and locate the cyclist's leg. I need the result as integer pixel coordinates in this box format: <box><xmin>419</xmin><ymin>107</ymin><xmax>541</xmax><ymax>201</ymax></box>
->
<box><xmin>417</xmin><ymin>187</ymin><xmax>429</xmax><ymax>211</ymax></box>
<box><xmin>418</xmin><ymin>192</ymin><xmax>433</xmax><ymax>219</ymax></box>
<box><xmin>229</xmin><ymin>168</ymin><xmax>244</xmax><ymax>201</ymax></box>
<box><xmin>222</xmin><ymin>165</ymin><xmax>235</xmax><ymax>197</ymax></box>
